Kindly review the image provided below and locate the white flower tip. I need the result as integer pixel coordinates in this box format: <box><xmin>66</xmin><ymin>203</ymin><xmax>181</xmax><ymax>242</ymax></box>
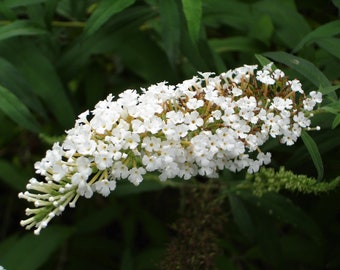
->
<box><xmin>41</xmin><ymin>221</ymin><xmax>48</xmax><ymax>228</ymax></box>
<box><xmin>69</xmin><ymin>202</ymin><xmax>76</xmax><ymax>208</ymax></box>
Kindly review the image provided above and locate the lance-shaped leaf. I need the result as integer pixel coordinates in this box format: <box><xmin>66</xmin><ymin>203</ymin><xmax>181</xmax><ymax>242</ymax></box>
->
<box><xmin>181</xmin><ymin>0</ymin><xmax>202</xmax><ymax>44</ymax></box>
<box><xmin>0</xmin><ymin>20</ymin><xmax>46</xmax><ymax>41</ymax></box>
<box><xmin>294</xmin><ymin>20</ymin><xmax>340</xmax><ymax>52</ymax></box>
<box><xmin>301</xmin><ymin>130</ymin><xmax>324</xmax><ymax>181</ymax></box>
<box><xmin>0</xmin><ymin>226</ymin><xmax>73</xmax><ymax>270</ymax></box>
<box><xmin>0</xmin><ymin>85</ymin><xmax>41</xmax><ymax>132</ymax></box>
<box><xmin>83</xmin><ymin>0</ymin><xmax>135</xmax><ymax>37</ymax></box>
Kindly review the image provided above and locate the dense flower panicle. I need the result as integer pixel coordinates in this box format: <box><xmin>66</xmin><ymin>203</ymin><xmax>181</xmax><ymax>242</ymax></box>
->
<box><xmin>19</xmin><ymin>63</ymin><xmax>322</xmax><ymax>234</ymax></box>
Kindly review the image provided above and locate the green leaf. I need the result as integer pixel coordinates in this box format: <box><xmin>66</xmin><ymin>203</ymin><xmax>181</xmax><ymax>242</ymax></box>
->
<box><xmin>294</xmin><ymin>20</ymin><xmax>340</xmax><ymax>52</ymax></box>
<box><xmin>0</xmin><ymin>57</ymin><xmax>46</xmax><ymax>117</ymax></box>
<box><xmin>249</xmin><ymin>15</ymin><xmax>274</xmax><ymax>45</ymax></box>
<box><xmin>322</xmin><ymin>106</ymin><xmax>339</xmax><ymax>115</ymax></box>
<box><xmin>333</xmin><ymin>0</ymin><xmax>340</xmax><ymax>9</ymax></box>
<box><xmin>240</xmin><ymin>192</ymin><xmax>322</xmax><ymax>242</ymax></box>
<box><xmin>254</xmin><ymin>0</ymin><xmax>310</xmax><ymax>49</ymax></box>
<box><xmin>0</xmin><ymin>226</ymin><xmax>73</xmax><ymax>270</ymax></box>
<box><xmin>1</xmin><ymin>0</ymin><xmax>48</xmax><ymax>8</ymax></box>
<box><xmin>57</xmin><ymin>6</ymin><xmax>153</xmax><ymax>81</ymax></box>
<box><xmin>301</xmin><ymin>130</ymin><xmax>324</xmax><ymax>181</ymax></box>
<box><xmin>317</xmin><ymin>37</ymin><xmax>340</xmax><ymax>60</ymax></box>
<box><xmin>0</xmin><ymin>84</ymin><xmax>41</xmax><ymax>132</ymax></box>
<box><xmin>255</xmin><ymin>54</ymin><xmax>277</xmax><ymax>69</ymax></box>
<box><xmin>318</xmin><ymin>85</ymin><xmax>340</xmax><ymax>96</ymax></box>
<box><xmin>112</xmin><ymin>26</ymin><xmax>177</xmax><ymax>83</ymax></box>
<box><xmin>0</xmin><ymin>20</ymin><xmax>46</xmax><ymax>41</ymax></box>
<box><xmin>0</xmin><ymin>159</ymin><xmax>29</xmax><ymax>190</ymax></box>
<box><xmin>203</xmin><ymin>0</ymin><xmax>252</xmax><ymax>31</ymax></box>
<box><xmin>75</xmin><ymin>204</ymin><xmax>119</xmax><ymax>234</ymax></box>
<box><xmin>83</xmin><ymin>0</ymin><xmax>135</xmax><ymax>37</ymax></box>
<box><xmin>120</xmin><ymin>248</ymin><xmax>134</xmax><ymax>270</ymax></box>
<box><xmin>0</xmin><ymin>40</ymin><xmax>75</xmax><ymax>129</ymax></box>
<box><xmin>229</xmin><ymin>194</ymin><xmax>254</xmax><ymax>240</ymax></box>
<box><xmin>210</xmin><ymin>37</ymin><xmax>259</xmax><ymax>53</ymax></box>
<box><xmin>114</xmin><ymin>177</ymin><xmax>165</xmax><ymax>197</ymax></box>
<box><xmin>181</xmin><ymin>0</ymin><xmax>202</xmax><ymax>44</ymax></box>
<box><xmin>332</xmin><ymin>114</ymin><xmax>340</xmax><ymax>129</ymax></box>
<box><xmin>159</xmin><ymin>0</ymin><xmax>181</xmax><ymax>68</ymax></box>
<box><xmin>264</xmin><ymin>51</ymin><xmax>331</xmax><ymax>88</ymax></box>
<box><xmin>0</xmin><ymin>2</ymin><xmax>16</xmax><ymax>20</ymax></box>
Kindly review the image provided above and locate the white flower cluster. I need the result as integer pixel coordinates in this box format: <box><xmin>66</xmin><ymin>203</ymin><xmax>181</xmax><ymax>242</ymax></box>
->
<box><xmin>19</xmin><ymin>63</ymin><xmax>322</xmax><ymax>234</ymax></box>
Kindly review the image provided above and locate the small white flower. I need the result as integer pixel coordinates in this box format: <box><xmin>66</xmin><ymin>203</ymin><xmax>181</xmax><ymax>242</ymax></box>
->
<box><xmin>272</xmin><ymin>69</ymin><xmax>285</xmax><ymax>79</ymax></box>
<box><xmin>187</xmin><ymin>97</ymin><xmax>204</xmax><ymax>110</ymax></box>
<box><xmin>142</xmin><ymin>136</ymin><xmax>162</xmax><ymax>152</ymax></box>
<box><xmin>94</xmin><ymin>179</ymin><xmax>116</xmax><ymax>197</ymax></box>
<box><xmin>293</xmin><ymin>112</ymin><xmax>311</xmax><ymax>128</ymax></box>
<box><xmin>310</xmin><ymin>91</ymin><xmax>322</xmax><ymax>103</ymax></box>
<box><xmin>77</xmin><ymin>181</ymin><xmax>93</xmax><ymax>198</ymax></box>
<box><xmin>271</xmin><ymin>97</ymin><xmax>293</xmax><ymax>111</ymax></box>
<box><xmin>288</xmin><ymin>79</ymin><xmax>303</xmax><ymax>93</ymax></box>
<box><xmin>128</xmin><ymin>167</ymin><xmax>146</xmax><ymax>186</ymax></box>
<box><xmin>256</xmin><ymin>69</ymin><xmax>275</xmax><ymax>85</ymax></box>
<box><xmin>184</xmin><ymin>111</ymin><xmax>204</xmax><ymax>131</ymax></box>
<box><xmin>232</xmin><ymin>87</ymin><xmax>243</xmax><ymax>96</ymax></box>
<box><xmin>94</xmin><ymin>151</ymin><xmax>113</xmax><ymax>170</ymax></box>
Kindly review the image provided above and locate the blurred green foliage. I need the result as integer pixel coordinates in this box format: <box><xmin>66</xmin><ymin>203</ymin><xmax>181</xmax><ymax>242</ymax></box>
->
<box><xmin>0</xmin><ymin>0</ymin><xmax>339</xmax><ymax>269</ymax></box>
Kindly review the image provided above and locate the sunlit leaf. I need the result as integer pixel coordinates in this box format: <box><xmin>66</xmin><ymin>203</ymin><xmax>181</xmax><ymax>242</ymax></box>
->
<box><xmin>301</xmin><ymin>130</ymin><xmax>324</xmax><ymax>181</ymax></box>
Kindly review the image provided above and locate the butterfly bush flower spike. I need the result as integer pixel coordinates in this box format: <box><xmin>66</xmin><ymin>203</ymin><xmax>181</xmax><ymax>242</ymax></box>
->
<box><xmin>19</xmin><ymin>63</ymin><xmax>322</xmax><ymax>234</ymax></box>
